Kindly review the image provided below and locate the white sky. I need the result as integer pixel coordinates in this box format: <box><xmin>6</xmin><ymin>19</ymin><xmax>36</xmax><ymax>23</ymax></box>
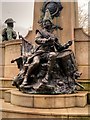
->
<box><xmin>78</xmin><ymin>0</ymin><xmax>89</xmax><ymax>10</ymax></box>
<box><xmin>1</xmin><ymin>1</ymin><xmax>34</xmax><ymax>37</ymax></box>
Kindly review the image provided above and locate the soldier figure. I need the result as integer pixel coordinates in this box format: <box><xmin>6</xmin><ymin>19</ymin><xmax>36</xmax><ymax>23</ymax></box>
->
<box><xmin>2</xmin><ymin>18</ymin><xmax>17</xmax><ymax>41</ymax></box>
<box><xmin>12</xmin><ymin>9</ymin><xmax>82</xmax><ymax>94</ymax></box>
<box><xmin>19</xmin><ymin>9</ymin><xmax>72</xmax><ymax>89</ymax></box>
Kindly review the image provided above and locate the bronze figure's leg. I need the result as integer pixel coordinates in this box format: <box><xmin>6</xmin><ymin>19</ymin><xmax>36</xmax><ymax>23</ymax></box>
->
<box><xmin>42</xmin><ymin>52</ymin><xmax>57</xmax><ymax>83</ymax></box>
<box><xmin>20</xmin><ymin>56</ymin><xmax>40</xmax><ymax>88</ymax></box>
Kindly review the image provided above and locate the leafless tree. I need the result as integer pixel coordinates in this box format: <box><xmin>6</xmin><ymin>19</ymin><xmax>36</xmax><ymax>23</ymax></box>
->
<box><xmin>78</xmin><ymin>2</ymin><xmax>89</xmax><ymax>34</ymax></box>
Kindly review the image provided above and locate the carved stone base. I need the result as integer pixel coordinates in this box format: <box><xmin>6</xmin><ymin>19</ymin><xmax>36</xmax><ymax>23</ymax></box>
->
<box><xmin>11</xmin><ymin>90</ymin><xmax>87</xmax><ymax>108</ymax></box>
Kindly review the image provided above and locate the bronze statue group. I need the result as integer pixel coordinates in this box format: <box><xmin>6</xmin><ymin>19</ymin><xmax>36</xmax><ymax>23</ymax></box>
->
<box><xmin>2</xmin><ymin>1</ymin><xmax>83</xmax><ymax>94</ymax></box>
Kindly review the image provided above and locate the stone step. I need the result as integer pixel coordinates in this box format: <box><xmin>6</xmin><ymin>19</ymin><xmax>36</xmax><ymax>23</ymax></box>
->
<box><xmin>0</xmin><ymin>88</ymin><xmax>12</xmax><ymax>99</ymax></box>
<box><xmin>10</xmin><ymin>90</ymin><xmax>87</xmax><ymax>109</ymax></box>
<box><xmin>4</xmin><ymin>89</ymin><xmax>15</xmax><ymax>103</ymax></box>
<box><xmin>0</xmin><ymin>98</ymin><xmax>90</xmax><ymax>119</ymax></box>
<box><xmin>3</xmin><ymin>88</ymin><xmax>90</xmax><ymax>106</ymax></box>
<box><xmin>0</xmin><ymin>77</ymin><xmax>13</xmax><ymax>88</ymax></box>
<box><xmin>4</xmin><ymin>89</ymin><xmax>90</xmax><ymax>105</ymax></box>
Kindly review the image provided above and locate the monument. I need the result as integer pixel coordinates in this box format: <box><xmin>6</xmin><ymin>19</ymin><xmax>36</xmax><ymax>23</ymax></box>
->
<box><xmin>0</xmin><ymin>0</ymin><xmax>89</xmax><ymax>119</ymax></box>
<box><xmin>11</xmin><ymin>1</ymin><xmax>83</xmax><ymax>94</ymax></box>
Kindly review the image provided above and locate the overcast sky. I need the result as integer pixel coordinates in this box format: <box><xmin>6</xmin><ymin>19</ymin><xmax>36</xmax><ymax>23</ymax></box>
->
<box><xmin>1</xmin><ymin>1</ymin><xmax>34</xmax><ymax>37</ymax></box>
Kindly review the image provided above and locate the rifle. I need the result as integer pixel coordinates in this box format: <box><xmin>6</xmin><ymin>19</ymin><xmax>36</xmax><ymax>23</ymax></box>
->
<box><xmin>36</xmin><ymin>30</ymin><xmax>73</xmax><ymax>52</ymax></box>
<box><xmin>75</xmin><ymin>81</ymin><xmax>85</xmax><ymax>90</ymax></box>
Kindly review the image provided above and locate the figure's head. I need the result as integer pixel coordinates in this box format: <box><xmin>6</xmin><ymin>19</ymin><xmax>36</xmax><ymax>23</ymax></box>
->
<box><xmin>43</xmin><ymin>19</ymin><xmax>53</xmax><ymax>30</ymax></box>
<box><xmin>5</xmin><ymin>18</ymin><xmax>15</xmax><ymax>28</ymax></box>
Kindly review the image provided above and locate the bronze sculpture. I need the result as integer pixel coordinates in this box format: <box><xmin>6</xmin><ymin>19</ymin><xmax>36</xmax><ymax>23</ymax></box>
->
<box><xmin>2</xmin><ymin>18</ymin><xmax>17</xmax><ymax>41</ymax></box>
<box><xmin>11</xmin><ymin>1</ymin><xmax>83</xmax><ymax>94</ymax></box>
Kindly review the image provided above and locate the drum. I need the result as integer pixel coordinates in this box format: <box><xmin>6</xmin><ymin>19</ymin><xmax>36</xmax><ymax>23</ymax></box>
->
<box><xmin>57</xmin><ymin>50</ymin><xmax>78</xmax><ymax>76</ymax></box>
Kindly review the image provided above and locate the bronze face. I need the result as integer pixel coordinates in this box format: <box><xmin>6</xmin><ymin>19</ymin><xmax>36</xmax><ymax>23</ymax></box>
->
<box><xmin>7</xmin><ymin>23</ymin><xmax>14</xmax><ymax>28</ymax></box>
<box><xmin>43</xmin><ymin>20</ymin><xmax>52</xmax><ymax>30</ymax></box>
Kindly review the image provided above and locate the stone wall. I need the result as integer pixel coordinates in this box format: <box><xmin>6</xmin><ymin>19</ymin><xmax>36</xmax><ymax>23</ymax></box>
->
<box><xmin>74</xmin><ymin>28</ymin><xmax>90</xmax><ymax>88</ymax></box>
<box><xmin>0</xmin><ymin>40</ymin><xmax>22</xmax><ymax>78</ymax></box>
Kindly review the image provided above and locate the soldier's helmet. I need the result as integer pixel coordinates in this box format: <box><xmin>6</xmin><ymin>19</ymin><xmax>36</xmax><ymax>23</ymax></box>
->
<box><xmin>4</xmin><ymin>18</ymin><xmax>15</xmax><ymax>24</ymax></box>
<box><xmin>43</xmin><ymin>9</ymin><xmax>52</xmax><ymax>23</ymax></box>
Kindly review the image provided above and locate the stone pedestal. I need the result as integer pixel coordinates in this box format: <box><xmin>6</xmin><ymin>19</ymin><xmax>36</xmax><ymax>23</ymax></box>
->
<box><xmin>0</xmin><ymin>40</ymin><xmax>22</xmax><ymax>99</ymax></box>
<box><xmin>3</xmin><ymin>40</ymin><xmax>21</xmax><ymax>78</ymax></box>
<box><xmin>10</xmin><ymin>90</ymin><xmax>87</xmax><ymax>108</ymax></box>
<box><xmin>0</xmin><ymin>89</ymin><xmax>89</xmax><ymax>119</ymax></box>
<box><xmin>74</xmin><ymin>28</ymin><xmax>90</xmax><ymax>90</ymax></box>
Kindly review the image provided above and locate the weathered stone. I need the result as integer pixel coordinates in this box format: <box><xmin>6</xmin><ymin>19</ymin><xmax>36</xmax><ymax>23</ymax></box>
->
<box><xmin>78</xmin><ymin>66</ymin><xmax>90</xmax><ymax>80</ymax></box>
<box><xmin>74</xmin><ymin>28</ymin><xmax>90</xmax><ymax>41</ymax></box>
<box><xmin>0</xmin><ymin>78</ymin><xmax>13</xmax><ymax>88</ymax></box>
<box><xmin>4</xmin><ymin>66</ymin><xmax>19</xmax><ymax>78</ymax></box>
<box><xmin>75</xmin><ymin>42</ymin><xmax>89</xmax><ymax>66</ymax></box>
<box><xmin>75</xmin><ymin>92</ymin><xmax>87</xmax><ymax>107</ymax></box>
<box><xmin>0</xmin><ymin>88</ymin><xmax>12</xmax><ymax>99</ymax></box>
<box><xmin>11</xmin><ymin>90</ymin><xmax>34</xmax><ymax>107</ymax></box>
<box><xmin>4</xmin><ymin>90</ymin><xmax>11</xmax><ymax>103</ymax></box>
<box><xmin>10</xmin><ymin>90</ymin><xmax>87</xmax><ymax>108</ymax></box>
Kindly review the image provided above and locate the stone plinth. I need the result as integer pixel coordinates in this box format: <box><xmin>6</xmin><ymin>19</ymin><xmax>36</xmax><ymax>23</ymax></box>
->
<box><xmin>11</xmin><ymin>90</ymin><xmax>87</xmax><ymax>108</ymax></box>
<box><xmin>75</xmin><ymin>28</ymin><xmax>90</xmax><ymax>84</ymax></box>
<box><xmin>0</xmin><ymin>88</ymin><xmax>12</xmax><ymax>99</ymax></box>
<box><xmin>0</xmin><ymin>78</ymin><xmax>13</xmax><ymax>88</ymax></box>
<box><xmin>4</xmin><ymin>89</ymin><xmax>12</xmax><ymax>103</ymax></box>
<box><xmin>4</xmin><ymin>40</ymin><xmax>21</xmax><ymax>78</ymax></box>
